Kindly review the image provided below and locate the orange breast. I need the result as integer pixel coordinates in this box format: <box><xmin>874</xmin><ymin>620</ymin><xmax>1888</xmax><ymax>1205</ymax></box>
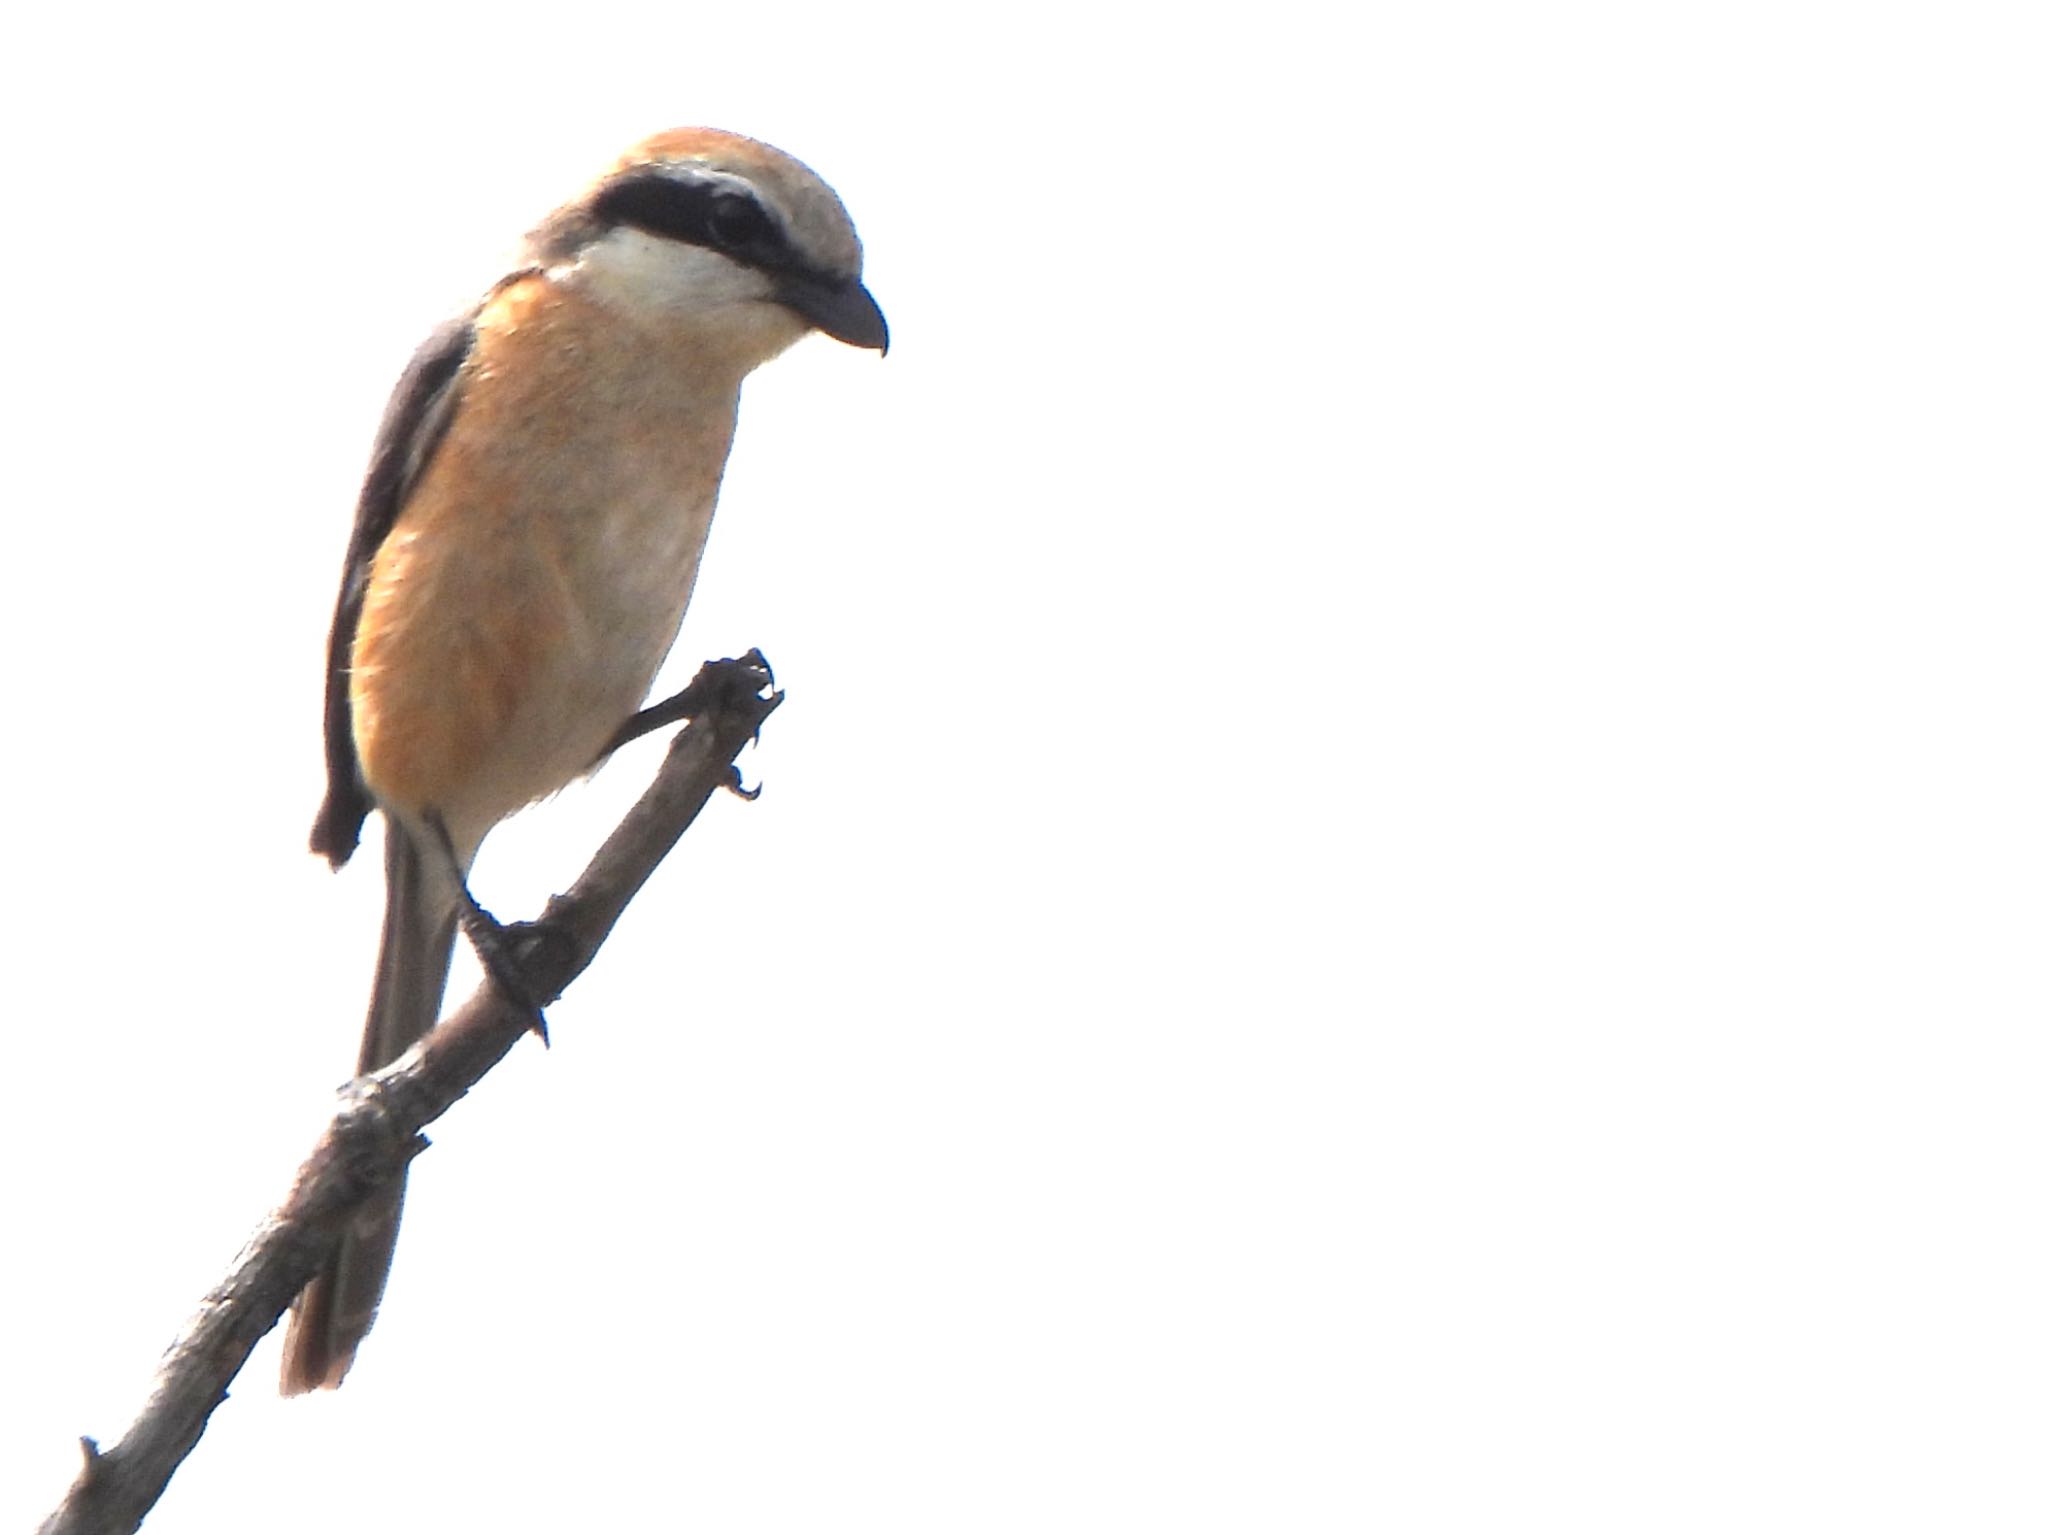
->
<box><xmin>348</xmin><ymin>273</ymin><xmax>741</xmax><ymax>857</ymax></box>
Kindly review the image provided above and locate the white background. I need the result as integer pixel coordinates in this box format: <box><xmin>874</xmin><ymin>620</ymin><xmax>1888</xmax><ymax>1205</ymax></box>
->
<box><xmin>4</xmin><ymin>2</ymin><xmax>2043</xmax><ymax>1530</ymax></box>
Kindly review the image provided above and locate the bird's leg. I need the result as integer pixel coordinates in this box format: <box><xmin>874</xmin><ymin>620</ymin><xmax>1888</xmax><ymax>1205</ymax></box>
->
<box><xmin>425</xmin><ymin>813</ymin><xmax>553</xmax><ymax>1045</ymax></box>
<box><xmin>594</xmin><ymin>649</ymin><xmax>777</xmax><ymax>763</ymax></box>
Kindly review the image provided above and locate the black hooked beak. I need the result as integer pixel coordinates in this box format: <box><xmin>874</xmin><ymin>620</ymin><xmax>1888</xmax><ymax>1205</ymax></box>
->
<box><xmin>777</xmin><ymin>271</ymin><xmax>890</xmax><ymax>354</ymax></box>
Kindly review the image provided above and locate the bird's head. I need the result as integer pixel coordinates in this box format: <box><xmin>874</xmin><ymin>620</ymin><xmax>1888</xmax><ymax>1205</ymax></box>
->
<box><xmin>532</xmin><ymin>127</ymin><xmax>888</xmax><ymax>367</ymax></box>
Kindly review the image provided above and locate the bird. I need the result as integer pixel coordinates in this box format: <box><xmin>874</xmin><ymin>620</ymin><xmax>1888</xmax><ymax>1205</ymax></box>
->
<box><xmin>279</xmin><ymin>127</ymin><xmax>887</xmax><ymax>1395</ymax></box>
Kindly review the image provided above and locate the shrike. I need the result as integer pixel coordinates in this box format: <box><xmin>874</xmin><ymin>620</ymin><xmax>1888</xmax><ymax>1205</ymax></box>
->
<box><xmin>280</xmin><ymin>128</ymin><xmax>886</xmax><ymax>1394</ymax></box>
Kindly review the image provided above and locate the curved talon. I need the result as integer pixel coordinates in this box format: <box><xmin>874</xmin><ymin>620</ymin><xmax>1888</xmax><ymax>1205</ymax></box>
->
<box><xmin>599</xmin><ymin>650</ymin><xmax>778</xmax><ymax>761</ymax></box>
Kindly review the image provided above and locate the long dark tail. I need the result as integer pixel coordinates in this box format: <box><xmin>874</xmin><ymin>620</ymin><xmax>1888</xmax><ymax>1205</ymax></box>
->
<box><xmin>280</xmin><ymin>821</ymin><xmax>458</xmax><ymax>1394</ymax></box>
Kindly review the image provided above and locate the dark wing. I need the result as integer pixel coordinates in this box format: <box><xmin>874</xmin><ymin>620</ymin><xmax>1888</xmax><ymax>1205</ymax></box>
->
<box><xmin>309</xmin><ymin>314</ymin><xmax>478</xmax><ymax>867</ymax></box>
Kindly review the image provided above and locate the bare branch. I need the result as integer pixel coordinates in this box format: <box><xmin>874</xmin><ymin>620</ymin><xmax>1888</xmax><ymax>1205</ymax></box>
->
<box><xmin>39</xmin><ymin>652</ymin><xmax>783</xmax><ymax>1535</ymax></box>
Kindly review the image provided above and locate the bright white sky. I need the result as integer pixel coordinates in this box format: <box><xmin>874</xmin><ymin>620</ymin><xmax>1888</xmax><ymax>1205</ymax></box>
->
<box><xmin>4</xmin><ymin>3</ymin><xmax>2043</xmax><ymax>1530</ymax></box>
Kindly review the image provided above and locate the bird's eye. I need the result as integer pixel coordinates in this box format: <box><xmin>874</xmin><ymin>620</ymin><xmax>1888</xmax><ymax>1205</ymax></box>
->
<box><xmin>707</xmin><ymin>194</ymin><xmax>770</xmax><ymax>250</ymax></box>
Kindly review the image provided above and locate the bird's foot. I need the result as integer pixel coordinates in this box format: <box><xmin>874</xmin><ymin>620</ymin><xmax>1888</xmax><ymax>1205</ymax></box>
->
<box><xmin>455</xmin><ymin>893</ymin><xmax>554</xmax><ymax>1044</ymax></box>
<box><xmin>596</xmin><ymin>649</ymin><xmax>778</xmax><ymax>761</ymax></box>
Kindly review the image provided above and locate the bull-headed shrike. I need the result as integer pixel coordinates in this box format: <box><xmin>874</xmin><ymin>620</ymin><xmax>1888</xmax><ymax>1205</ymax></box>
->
<box><xmin>280</xmin><ymin>128</ymin><xmax>886</xmax><ymax>1394</ymax></box>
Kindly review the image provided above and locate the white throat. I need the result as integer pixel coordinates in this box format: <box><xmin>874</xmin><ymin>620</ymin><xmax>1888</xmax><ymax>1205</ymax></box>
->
<box><xmin>560</xmin><ymin>228</ymin><xmax>810</xmax><ymax>369</ymax></box>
